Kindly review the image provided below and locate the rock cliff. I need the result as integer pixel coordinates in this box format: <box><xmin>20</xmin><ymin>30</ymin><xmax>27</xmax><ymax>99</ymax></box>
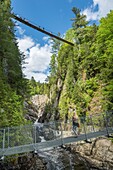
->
<box><xmin>24</xmin><ymin>94</ymin><xmax>49</xmax><ymax>122</ymax></box>
<box><xmin>70</xmin><ymin>137</ymin><xmax>113</xmax><ymax>170</ymax></box>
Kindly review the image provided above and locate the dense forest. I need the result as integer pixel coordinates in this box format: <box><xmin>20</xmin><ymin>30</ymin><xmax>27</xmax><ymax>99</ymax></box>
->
<box><xmin>42</xmin><ymin>7</ymin><xmax>113</xmax><ymax>120</ymax></box>
<box><xmin>0</xmin><ymin>0</ymin><xmax>27</xmax><ymax>127</ymax></box>
<box><xmin>0</xmin><ymin>0</ymin><xmax>113</xmax><ymax>127</ymax></box>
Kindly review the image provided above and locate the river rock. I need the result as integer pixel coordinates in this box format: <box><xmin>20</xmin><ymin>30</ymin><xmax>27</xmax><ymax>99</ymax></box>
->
<box><xmin>71</xmin><ymin>137</ymin><xmax>113</xmax><ymax>170</ymax></box>
<box><xmin>0</xmin><ymin>153</ymin><xmax>46</xmax><ymax>170</ymax></box>
<box><xmin>43</xmin><ymin>126</ymin><xmax>54</xmax><ymax>140</ymax></box>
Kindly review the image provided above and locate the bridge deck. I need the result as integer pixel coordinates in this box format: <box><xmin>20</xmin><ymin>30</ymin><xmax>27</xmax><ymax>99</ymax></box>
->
<box><xmin>0</xmin><ymin>112</ymin><xmax>113</xmax><ymax>157</ymax></box>
<box><xmin>0</xmin><ymin>128</ymin><xmax>113</xmax><ymax>156</ymax></box>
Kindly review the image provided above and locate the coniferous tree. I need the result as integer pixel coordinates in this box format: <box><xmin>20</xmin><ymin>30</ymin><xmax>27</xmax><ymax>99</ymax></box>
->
<box><xmin>0</xmin><ymin>0</ymin><xmax>27</xmax><ymax>127</ymax></box>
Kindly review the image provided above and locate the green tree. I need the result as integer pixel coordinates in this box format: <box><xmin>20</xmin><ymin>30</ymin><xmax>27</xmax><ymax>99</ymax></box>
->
<box><xmin>0</xmin><ymin>0</ymin><xmax>27</xmax><ymax>127</ymax></box>
<box><xmin>96</xmin><ymin>10</ymin><xmax>113</xmax><ymax>110</ymax></box>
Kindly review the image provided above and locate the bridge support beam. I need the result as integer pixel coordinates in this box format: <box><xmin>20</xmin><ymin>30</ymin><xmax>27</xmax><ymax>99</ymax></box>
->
<box><xmin>84</xmin><ymin>139</ymin><xmax>92</xmax><ymax>143</ymax></box>
<box><xmin>60</xmin><ymin>123</ymin><xmax>64</xmax><ymax>146</ymax></box>
<box><xmin>106</xmin><ymin>134</ymin><xmax>113</xmax><ymax>138</ymax></box>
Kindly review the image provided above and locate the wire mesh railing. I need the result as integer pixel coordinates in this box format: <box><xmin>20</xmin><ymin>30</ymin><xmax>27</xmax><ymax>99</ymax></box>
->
<box><xmin>0</xmin><ymin>122</ymin><xmax>62</xmax><ymax>149</ymax></box>
<box><xmin>0</xmin><ymin>111</ymin><xmax>113</xmax><ymax>156</ymax></box>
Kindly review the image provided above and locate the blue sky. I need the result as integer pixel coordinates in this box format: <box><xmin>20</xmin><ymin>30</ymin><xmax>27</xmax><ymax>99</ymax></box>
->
<box><xmin>12</xmin><ymin>0</ymin><xmax>92</xmax><ymax>43</ymax></box>
<box><xmin>11</xmin><ymin>0</ymin><xmax>113</xmax><ymax>82</ymax></box>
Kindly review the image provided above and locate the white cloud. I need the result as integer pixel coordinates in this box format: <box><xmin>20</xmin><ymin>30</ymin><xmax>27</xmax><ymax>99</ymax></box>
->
<box><xmin>25</xmin><ymin>44</ymin><xmax>51</xmax><ymax>72</ymax></box>
<box><xmin>42</xmin><ymin>36</ymin><xmax>49</xmax><ymax>41</ymax></box>
<box><xmin>83</xmin><ymin>0</ymin><xmax>113</xmax><ymax>21</ymax></box>
<box><xmin>17</xmin><ymin>35</ymin><xmax>35</xmax><ymax>53</ymax></box>
<box><xmin>17</xmin><ymin>35</ymin><xmax>52</xmax><ymax>82</ymax></box>
<box><xmin>23</xmin><ymin>70</ymin><xmax>48</xmax><ymax>83</ymax></box>
<box><xmin>83</xmin><ymin>8</ymin><xmax>99</xmax><ymax>21</ymax></box>
<box><xmin>16</xmin><ymin>26</ymin><xmax>25</xmax><ymax>35</ymax></box>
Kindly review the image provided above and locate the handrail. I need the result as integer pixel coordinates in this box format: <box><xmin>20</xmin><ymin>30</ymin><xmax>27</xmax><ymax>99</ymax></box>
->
<box><xmin>0</xmin><ymin>112</ymin><xmax>113</xmax><ymax>157</ymax></box>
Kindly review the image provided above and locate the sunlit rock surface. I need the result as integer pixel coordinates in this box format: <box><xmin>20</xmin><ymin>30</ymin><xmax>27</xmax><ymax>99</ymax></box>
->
<box><xmin>24</xmin><ymin>94</ymin><xmax>49</xmax><ymax>122</ymax></box>
<box><xmin>70</xmin><ymin>137</ymin><xmax>113</xmax><ymax>170</ymax></box>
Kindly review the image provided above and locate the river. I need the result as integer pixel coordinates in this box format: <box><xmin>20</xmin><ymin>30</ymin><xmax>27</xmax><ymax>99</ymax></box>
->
<box><xmin>37</xmin><ymin>147</ymin><xmax>96</xmax><ymax>170</ymax></box>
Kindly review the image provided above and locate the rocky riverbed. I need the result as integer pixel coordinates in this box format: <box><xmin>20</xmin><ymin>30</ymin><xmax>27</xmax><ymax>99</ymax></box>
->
<box><xmin>0</xmin><ymin>137</ymin><xmax>113</xmax><ymax>170</ymax></box>
<box><xmin>69</xmin><ymin>136</ymin><xmax>113</xmax><ymax>170</ymax></box>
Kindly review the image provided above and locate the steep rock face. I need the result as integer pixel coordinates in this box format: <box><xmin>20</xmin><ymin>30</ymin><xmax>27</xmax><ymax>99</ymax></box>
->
<box><xmin>31</xmin><ymin>94</ymin><xmax>49</xmax><ymax>118</ymax></box>
<box><xmin>24</xmin><ymin>101</ymin><xmax>39</xmax><ymax>122</ymax></box>
<box><xmin>71</xmin><ymin>137</ymin><xmax>113</xmax><ymax>170</ymax></box>
<box><xmin>24</xmin><ymin>95</ymin><xmax>49</xmax><ymax>122</ymax></box>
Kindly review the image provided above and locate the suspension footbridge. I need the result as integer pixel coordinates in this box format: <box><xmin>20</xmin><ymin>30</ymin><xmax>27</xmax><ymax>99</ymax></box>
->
<box><xmin>0</xmin><ymin>112</ymin><xmax>113</xmax><ymax>157</ymax></box>
<box><xmin>12</xmin><ymin>13</ymin><xmax>74</xmax><ymax>46</ymax></box>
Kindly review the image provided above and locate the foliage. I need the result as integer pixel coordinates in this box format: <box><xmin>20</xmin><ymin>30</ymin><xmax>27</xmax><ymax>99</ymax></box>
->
<box><xmin>43</xmin><ymin>8</ymin><xmax>113</xmax><ymax>119</ymax></box>
<box><xmin>96</xmin><ymin>10</ymin><xmax>113</xmax><ymax>110</ymax></box>
<box><xmin>1</xmin><ymin>2</ymin><xmax>113</xmax><ymax>126</ymax></box>
<box><xmin>0</xmin><ymin>0</ymin><xmax>27</xmax><ymax>127</ymax></box>
<box><xmin>0</xmin><ymin>79</ymin><xmax>26</xmax><ymax>127</ymax></box>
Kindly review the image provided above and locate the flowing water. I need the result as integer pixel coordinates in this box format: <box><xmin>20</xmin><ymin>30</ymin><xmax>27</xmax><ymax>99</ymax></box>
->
<box><xmin>34</xmin><ymin>121</ymin><xmax>98</xmax><ymax>170</ymax></box>
<box><xmin>38</xmin><ymin>147</ymin><xmax>91</xmax><ymax>170</ymax></box>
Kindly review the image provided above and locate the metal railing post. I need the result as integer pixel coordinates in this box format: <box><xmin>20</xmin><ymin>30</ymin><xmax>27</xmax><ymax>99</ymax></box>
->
<box><xmin>7</xmin><ymin>127</ymin><xmax>9</xmax><ymax>148</ymax></box>
<box><xmin>34</xmin><ymin>126</ymin><xmax>36</xmax><ymax>144</ymax></box>
<box><xmin>90</xmin><ymin>115</ymin><xmax>95</xmax><ymax>132</ymax></box>
<box><xmin>83</xmin><ymin>122</ymin><xmax>88</xmax><ymax>141</ymax></box>
<box><xmin>60</xmin><ymin>122</ymin><xmax>64</xmax><ymax>146</ymax></box>
<box><xmin>3</xmin><ymin>129</ymin><xmax>5</xmax><ymax>151</ymax></box>
<box><xmin>103</xmin><ymin>113</ymin><xmax>109</xmax><ymax>137</ymax></box>
<box><xmin>83</xmin><ymin>118</ymin><xmax>91</xmax><ymax>143</ymax></box>
<box><xmin>55</xmin><ymin>121</ymin><xmax>57</xmax><ymax>139</ymax></box>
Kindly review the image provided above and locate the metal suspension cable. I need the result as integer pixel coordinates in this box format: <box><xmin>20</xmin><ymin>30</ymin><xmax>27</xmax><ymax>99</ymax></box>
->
<box><xmin>12</xmin><ymin>13</ymin><xmax>74</xmax><ymax>46</ymax></box>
